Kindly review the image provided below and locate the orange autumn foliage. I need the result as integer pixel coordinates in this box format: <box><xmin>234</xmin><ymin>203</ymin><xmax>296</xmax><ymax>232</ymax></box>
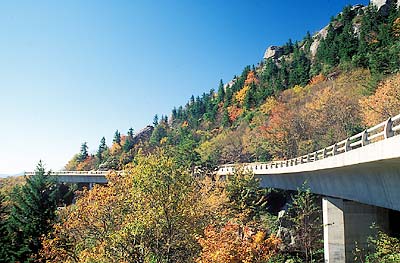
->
<box><xmin>228</xmin><ymin>105</ymin><xmax>244</xmax><ymax>122</ymax></box>
<box><xmin>182</xmin><ymin>120</ymin><xmax>189</xmax><ymax>127</ymax></box>
<box><xmin>360</xmin><ymin>73</ymin><xmax>400</xmax><ymax>126</ymax></box>
<box><xmin>76</xmin><ymin>155</ymin><xmax>96</xmax><ymax>171</ymax></box>
<box><xmin>196</xmin><ymin>222</ymin><xmax>280</xmax><ymax>263</ymax></box>
<box><xmin>309</xmin><ymin>74</ymin><xmax>326</xmax><ymax>85</ymax></box>
<box><xmin>261</xmin><ymin>76</ymin><xmax>362</xmax><ymax>159</ymax></box>
<box><xmin>261</xmin><ymin>103</ymin><xmax>298</xmax><ymax>159</ymax></box>
<box><xmin>244</xmin><ymin>71</ymin><xmax>259</xmax><ymax>85</ymax></box>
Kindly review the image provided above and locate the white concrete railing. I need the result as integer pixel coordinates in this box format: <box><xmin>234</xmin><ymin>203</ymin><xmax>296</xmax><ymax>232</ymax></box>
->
<box><xmin>218</xmin><ymin>113</ymin><xmax>400</xmax><ymax>175</ymax></box>
<box><xmin>24</xmin><ymin>170</ymin><xmax>110</xmax><ymax>177</ymax></box>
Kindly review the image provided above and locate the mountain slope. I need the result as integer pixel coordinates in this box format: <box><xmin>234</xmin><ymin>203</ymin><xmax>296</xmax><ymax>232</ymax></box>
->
<box><xmin>66</xmin><ymin>1</ymin><xmax>400</xmax><ymax>171</ymax></box>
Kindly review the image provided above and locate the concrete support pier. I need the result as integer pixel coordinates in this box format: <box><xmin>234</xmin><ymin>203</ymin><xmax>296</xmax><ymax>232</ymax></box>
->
<box><xmin>323</xmin><ymin>197</ymin><xmax>389</xmax><ymax>263</ymax></box>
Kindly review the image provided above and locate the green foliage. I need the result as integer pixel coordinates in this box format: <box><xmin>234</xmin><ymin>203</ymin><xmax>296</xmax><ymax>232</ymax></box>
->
<box><xmin>217</xmin><ymin>79</ymin><xmax>225</xmax><ymax>103</ymax></box>
<box><xmin>42</xmin><ymin>149</ymin><xmax>229</xmax><ymax>263</ymax></box>
<box><xmin>149</xmin><ymin>122</ymin><xmax>168</xmax><ymax>146</ymax></box>
<box><xmin>267</xmin><ymin>254</ymin><xmax>303</xmax><ymax>263</ymax></box>
<box><xmin>7</xmin><ymin>161</ymin><xmax>60</xmax><ymax>262</ymax></box>
<box><xmin>66</xmin><ymin>0</ymin><xmax>400</xmax><ymax>172</ymax></box>
<box><xmin>78</xmin><ymin>142</ymin><xmax>88</xmax><ymax>162</ymax></box>
<box><xmin>288</xmin><ymin>48</ymin><xmax>311</xmax><ymax>87</ymax></box>
<box><xmin>123</xmin><ymin>127</ymin><xmax>135</xmax><ymax>152</ymax></box>
<box><xmin>96</xmin><ymin>136</ymin><xmax>108</xmax><ymax>163</ymax></box>
<box><xmin>153</xmin><ymin>114</ymin><xmax>159</xmax><ymax>126</ymax></box>
<box><xmin>171</xmin><ymin>128</ymin><xmax>200</xmax><ymax>169</ymax></box>
<box><xmin>113</xmin><ymin>129</ymin><xmax>121</xmax><ymax>145</ymax></box>
<box><xmin>0</xmin><ymin>193</ymin><xmax>11</xmax><ymax>263</ymax></box>
<box><xmin>354</xmin><ymin>225</ymin><xmax>400</xmax><ymax>263</ymax></box>
<box><xmin>57</xmin><ymin>2</ymin><xmax>400</xmax><ymax>261</ymax></box>
<box><xmin>225</xmin><ymin>168</ymin><xmax>269</xmax><ymax>222</ymax></box>
<box><xmin>284</xmin><ymin>184</ymin><xmax>323</xmax><ymax>263</ymax></box>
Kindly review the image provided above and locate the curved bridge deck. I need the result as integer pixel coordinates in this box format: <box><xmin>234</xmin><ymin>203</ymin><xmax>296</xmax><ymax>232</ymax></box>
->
<box><xmin>218</xmin><ymin>114</ymin><xmax>400</xmax><ymax>211</ymax></box>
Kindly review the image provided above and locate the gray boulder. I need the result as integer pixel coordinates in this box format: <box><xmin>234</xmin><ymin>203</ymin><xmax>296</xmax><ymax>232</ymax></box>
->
<box><xmin>263</xmin><ymin>45</ymin><xmax>284</xmax><ymax>60</ymax></box>
<box><xmin>371</xmin><ymin>0</ymin><xmax>399</xmax><ymax>15</ymax></box>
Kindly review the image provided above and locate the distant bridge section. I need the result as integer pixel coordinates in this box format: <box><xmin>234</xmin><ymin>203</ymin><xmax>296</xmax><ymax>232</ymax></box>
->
<box><xmin>24</xmin><ymin>170</ymin><xmax>109</xmax><ymax>185</ymax></box>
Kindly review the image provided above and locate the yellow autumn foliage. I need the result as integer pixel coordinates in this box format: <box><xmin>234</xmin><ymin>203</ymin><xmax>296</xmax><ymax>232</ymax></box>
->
<box><xmin>235</xmin><ymin>85</ymin><xmax>250</xmax><ymax>105</ymax></box>
<box><xmin>41</xmin><ymin>149</ymin><xmax>229</xmax><ymax>263</ymax></box>
<box><xmin>393</xmin><ymin>17</ymin><xmax>400</xmax><ymax>37</ymax></box>
<box><xmin>260</xmin><ymin>97</ymin><xmax>278</xmax><ymax>115</ymax></box>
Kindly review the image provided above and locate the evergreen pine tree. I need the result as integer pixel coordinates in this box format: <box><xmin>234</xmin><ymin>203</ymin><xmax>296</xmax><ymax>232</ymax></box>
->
<box><xmin>244</xmin><ymin>83</ymin><xmax>256</xmax><ymax>110</ymax></box>
<box><xmin>355</xmin><ymin>5</ymin><xmax>380</xmax><ymax>67</ymax></box>
<box><xmin>162</xmin><ymin>115</ymin><xmax>169</xmax><ymax>126</ymax></box>
<box><xmin>113</xmin><ymin>130</ymin><xmax>121</xmax><ymax>145</ymax></box>
<box><xmin>8</xmin><ymin>161</ymin><xmax>59</xmax><ymax>262</ymax></box>
<box><xmin>222</xmin><ymin>107</ymin><xmax>230</xmax><ymax>127</ymax></box>
<box><xmin>283</xmin><ymin>38</ymin><xmax>294</xmax><ymax>54</ymax></box>
<box><xmin>217</xmin><ymin>79</ymin><xmax>225</xmax><ymax>103</ymax></box>
<box><xmin>224</xmin><ymin>87</ymin><xmax>233</xmax><ymax>108</ymax></box>
<box><xmin>153</xmin><ymin>114</ymin><xmax>159</xmax><ymax>127</ymax></box>
<box><xmin>304</xmin><ymin>31</ymin><xmax>313</xmax><ymax>52</ymax></box>
<box><xmin>123</xmin><ymin>128</ymin><xmax>135</xmax><ymax>152</ymax></box>
<box><xmin>0</xmin><ymin>193</ymin><xmax>11</xmax><ymax>263</ymax></box>
<box><xmin>78</xmin><ymin>142</ymin><xmax>89</xmax><ymax>162</ymax></box>
<box><xmin>96</xmin><ymin>137</ymin><xmax>107</xmax><ymax>162</ymax></box>
<box><xmin>171</xmin><ymin>107</ymin><xmax>177</xmax><ymax>121</ymax></box>
<box><xmin>149</xmin><ymin>124</ymin><xmax>167</xmax><ymax>146</ymax></box>
<box><xmin>128</xmin><ymin>127</ymin><xmax>134</xmax><ymax>138</ymax></box>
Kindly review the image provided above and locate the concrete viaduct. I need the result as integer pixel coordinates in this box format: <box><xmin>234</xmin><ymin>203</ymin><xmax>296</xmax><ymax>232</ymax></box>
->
<box><xmin>218</xmin><ymin>114</ymin><xmax>400</xmax><ymax>263</ymax></box>
<box><xmin>25</xmin><ymin>113</ymin><xmax>400</xmax><ymax>263</ymax></box>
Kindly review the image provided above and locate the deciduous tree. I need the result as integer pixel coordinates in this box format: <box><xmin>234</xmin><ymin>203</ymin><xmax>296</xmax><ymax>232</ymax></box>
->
<box><xmin>284</xmin><ymin>185</ymin><xmax>323</xmax><ymax>263</ymax></box>
<box><xmin>196</xmin><ymin>221</ymin><xmax>280</xmax><ymax>263</ymax></box>
<box><xmin>360</xmin><ymin>73</ymin><xmax>400</xmax><ymax>126</ymax></box>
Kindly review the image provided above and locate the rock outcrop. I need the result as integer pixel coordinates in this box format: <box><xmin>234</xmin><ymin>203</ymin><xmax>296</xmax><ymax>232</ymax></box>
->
<box><xmin>371</xmin><ymin>0</ymin><xmax>400</xmax><ymax>15</ymax></box>
<box><xmin>263</xmin><ymin>46</ymin><xmax>284</xmax><ymax>60</ymax></box>
<box><xmin>309</xmin><ymin>25</ymin><xmax>329</xmax><ymax>58</ymax></box>
<box><xmin>132</xmin><ymin>125</ymin><xmax>154</xmax><ymax>145</ymax></box>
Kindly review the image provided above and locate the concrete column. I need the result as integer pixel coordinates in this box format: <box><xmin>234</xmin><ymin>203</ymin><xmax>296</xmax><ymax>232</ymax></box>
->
<box><xmin>323</xmin><ymin>197</ymin><xmax>389</xmax><ymax>263</ymax></box>
<box><xmin>342</xmin><ymin>200</ymin><xmax>389</xmax><ymax>261</ymax></box>
<box><xmin>323</xmin><ymin>197</ymin><xmax>345</xmax><ymax>263</ymax></box>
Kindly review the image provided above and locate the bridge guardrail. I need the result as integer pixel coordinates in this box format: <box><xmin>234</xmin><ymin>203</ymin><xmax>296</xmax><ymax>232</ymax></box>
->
<box><xmin>24</xmin><ymin>171</ymin><xmax>111</xmax><ymax>177</ymax></box>
<box><xmin>218</xmin><ymin>113</ymin><xmax>400</xmax><ymax>175</ymax></box>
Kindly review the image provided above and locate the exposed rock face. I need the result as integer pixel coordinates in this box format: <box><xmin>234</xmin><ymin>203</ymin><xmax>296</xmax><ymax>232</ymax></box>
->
<box><xmin>372</xmin><ymin>0</ymin><xmax>389</xmax><ymax>9</ymax></box>
<box><xmin>309</xmin><ymin>4</ymin><xmax>365</xmax><ymax>59</ymax></box>
<box><xmin>309</xmin><ymin>25</ymin><xmax>329</xmax><ymax>58</ymax></box>
<box><xmin>263</xmin><ymin>45</ymin><xmax>284</xmax><ymax>60</ymax></box>
<box><xmin>224</xmin><ymin>79</ymin><xmax>236</xmax><ymax>90</ymax></box>
<box><xmin>132</xmin><ymin>125</ymin><xmax>154</xmax><ymax>145</ymax></box>
<box><xmin>371</xmin><ymin>0</ymin><xmax>400</xmax><ymax>14</ymax></box>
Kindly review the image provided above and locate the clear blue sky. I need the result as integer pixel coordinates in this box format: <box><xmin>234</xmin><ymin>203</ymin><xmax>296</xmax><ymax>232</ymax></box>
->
<box><xmin>0</xmin><ymin>0</ymin><xmax>369</xmax><ymax>174</ymax></box>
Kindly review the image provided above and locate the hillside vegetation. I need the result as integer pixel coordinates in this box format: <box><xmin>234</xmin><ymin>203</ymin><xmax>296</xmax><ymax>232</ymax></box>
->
<box><xmin>67</xmin><ymin>3</ymin><xmax>400</xmax><ymax>172</ymax></box>
<box><xmin>1</xmin><ymin>2</ymin><xmax>400</xmax><ymax>263</ymax></box>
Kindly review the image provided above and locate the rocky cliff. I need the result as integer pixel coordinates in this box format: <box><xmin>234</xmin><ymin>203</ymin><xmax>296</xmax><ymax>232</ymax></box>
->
<box><xmin>262</xmin><ymin>0</ymin><xmax>399</xmax><ymax>64</ymax></box>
